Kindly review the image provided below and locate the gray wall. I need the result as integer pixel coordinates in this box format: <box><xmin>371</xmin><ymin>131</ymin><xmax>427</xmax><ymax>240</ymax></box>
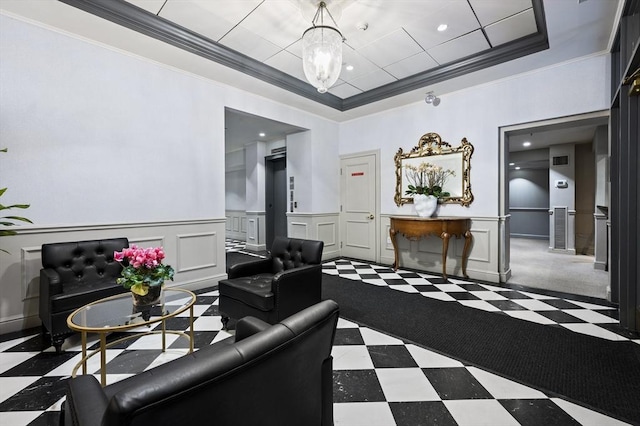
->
<box><xmin>509</xmin><ymin>167</ymin><xmax>550</xmax><ymax>238</ymax></box>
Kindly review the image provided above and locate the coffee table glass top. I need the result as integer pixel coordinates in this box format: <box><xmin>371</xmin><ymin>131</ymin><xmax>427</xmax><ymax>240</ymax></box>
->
<box><xmin>68</xmin><ymin>288</ymin><xmax>195</xmax><ymax>331</ymax></box>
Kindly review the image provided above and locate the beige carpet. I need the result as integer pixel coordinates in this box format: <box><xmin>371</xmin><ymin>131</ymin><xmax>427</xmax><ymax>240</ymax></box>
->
<box><xmin>508</xmin><ymin>237</ymin><xmax>609</xmax><ymax>299</ymax></box>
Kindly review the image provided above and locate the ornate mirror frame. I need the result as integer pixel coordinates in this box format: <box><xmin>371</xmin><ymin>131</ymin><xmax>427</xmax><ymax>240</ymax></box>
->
<box><xmin>394</xmin><ymin>132</ymin><xmax>474</xmax><ymax>207</ymax></box>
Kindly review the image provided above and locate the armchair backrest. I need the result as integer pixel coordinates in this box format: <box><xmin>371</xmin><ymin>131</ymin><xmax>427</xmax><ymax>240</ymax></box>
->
<box><xmin>41</xmin><ymin>238</ymin><xmax>129</xmax><ymax>284</ymax></box>
<box><xmin>270</xmin><ymin>237</ymin><xmax>324</xmax><ymax>272</ymax></box>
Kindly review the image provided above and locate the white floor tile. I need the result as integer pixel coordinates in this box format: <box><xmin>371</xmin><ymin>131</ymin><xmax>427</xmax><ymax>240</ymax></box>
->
<box><xmin>331</xmin><ymin>345</ymin><xmax>375</xmax><ymax>370</ymax></box>
<box><xmin>568</xmin><ymin>300</ymin><xmax>616</xmax><ymax>310</ymax></box>
<box><xmin>560</xmin><ymin>323</ymin><xmax>628</xmax><ymax>341</ymax></box>
<box><xmin>505</xmin><ymin>310</ymin><xmax>557</xmax><ymax>325</ymax></box>
<box><xmin>388</xmin><ymin>284</ymin><xmax>420</xmax><ymax>293</ymax></box>
<box><xmin>444</xmin><ymin>399</ymin><xmax>520</xmax><ymax>426</ymax></box>
<box><xmin>517</xmin><ymin>291</ymin><xmax>557</xmax><ymax>300</ymax></box>
<box><xmin>467</xmin><ymin>367</ymin><xmax>547</xmax><ymax>399</ymax></box>
<box><xmin>468</xmin><ymin>291</ymin><xmax>508</xmax><ymax>301</ymax></box>
<box><xmin>46</xmin><ymin>349</ymin><xmax>124</xmax><ymax>377</ymax></box>
<box><xmin>562</xmin><ymin>309</ymin><xmax>619</xmax><ymax>324</ymax></box>
<box><xmin>479</xmin><ymin>283</ymin><xmax>510</xmax><ymax>292</ymax></box>
<box><xmin>363</xmin><ymin>278</ymin><xmax>390</xmax><ymax>286</ymax></box>
<box><xmin>458</xmin><ymin>300</ymin><xmax>502</xmax><ymax>312</ymax></box>
<box><xmin>360</xmin><ymin>328</ymin><xmax>404</xmax><ymax>345</ymax></box>
<box><xmin>192</xmin><ymin>316</ymin><xmax>224</xmax><ymax>331</ymax></box>
<box><xmin>512</xmin><ymin>299</ymin><xmax>558</xmax><ymax>311</ymax></box>
<box><xmin>377</xmin><ymin>273</ymin><xmax>403</xmax><ymax>280</ymax></box>
<box><xmin>434</xmin><ymin>284</ymin><xmax>466</xmax><ymax>292</ymax></box>
<box><xmin>334</xmin><ymin>402</ymin><xmax>396</xmax><ymax>426</ymax></box>
<box><xmin>421</xmin><ymin>292</ymin><xmax>457</xmax><ymax>302</ymax></box>
<box><xmin>405</xmin><ymin>344</ymin><xmax>464</xmax><ymax>368</ymax></box>
<box><xmin>125</xmin><ymin>333</ymin><xmax>180</xmax><ymax>350</ymax></box>
<box><xmin>0</xmin><ymin>411</ymin><xmax>43</xmax><ymax>426</ymax></box>
<box><xmin>0</xmin><ymin>352</ymin><xmax>40</xmax><ymax>374</ymax></box>
<box><xmin>337</xmin><ymin>318</ymin><xmax>360</xmax><ymax>329</ymax></box>
<box><xmin>551</xmin><ymin>398</ymin><xmax>631</xmax><ymax>426</ymax></box>
<box><xmin>0</xmin><ymin>376</ymin><xmax>40</xmax><ymax>404</ymax></box>
<box><xmin>376</xmin><ymin>368</ymin><xmax>441</xmax><ymax>402</ymax></box>
<box><xmin>0</xmin><ymin>335</ymin><xmax>38</xmax><ymax>352</ymax></box>
<box><xmin>404</xmin><ymin>278</ymin><xmax>432</xmax><ymax>285</ymax></box>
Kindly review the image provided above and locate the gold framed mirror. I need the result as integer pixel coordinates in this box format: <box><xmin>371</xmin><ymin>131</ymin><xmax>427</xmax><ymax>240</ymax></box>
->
<box><xmin>394</xmin><ymin>132</ymin><xmax>474</xmax><ymax>206</ymax></box>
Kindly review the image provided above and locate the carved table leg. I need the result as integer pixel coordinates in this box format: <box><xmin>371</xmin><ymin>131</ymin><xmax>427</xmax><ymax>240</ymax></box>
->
<box><xmin>462</xmin><ymin>230</ymin><xmax>472</xmax><ymax>278</ymax></box>
<box><xmin>390</xmin><ymin>228</ymin><xmax>399</xmax><ymax>271</ymax></box>
<box><xmin>441</xmin><ymin>232</ymin><xmax>450</xmax><ymax>279</ymax></box>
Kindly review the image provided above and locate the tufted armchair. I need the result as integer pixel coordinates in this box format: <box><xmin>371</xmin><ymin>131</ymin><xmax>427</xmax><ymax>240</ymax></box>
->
<box><xmin>39</xmin><ymin>238</ymin><xmax>129</xmax><ymax>352</ymax></box>
<box><xmin>219</xmin><ymin>236</ymin><xmax>324</xmax><ymax>330</ymax></box>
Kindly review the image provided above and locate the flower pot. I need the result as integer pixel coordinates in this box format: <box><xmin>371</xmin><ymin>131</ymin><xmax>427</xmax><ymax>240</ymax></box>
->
<box><xmin>131</xmin><ymin>284</ymin><xmax>163</xmax><ymax>307</ymax></box>
<box><xmin>414</xmin><ymin>194</ymin><xmax>438</xmax><ymax>217</ymax></box>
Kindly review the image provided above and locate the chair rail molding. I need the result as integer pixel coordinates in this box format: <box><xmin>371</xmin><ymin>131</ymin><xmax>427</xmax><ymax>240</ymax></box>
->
<box><xmin>0</xmin><ymin>218</ymin><xmax>226</xmax><ymax>335</ymax></box>
<box><xmin>287</xmin><ymin>212</ymin><xmax>339</xmax><ymax>261</ymax></box>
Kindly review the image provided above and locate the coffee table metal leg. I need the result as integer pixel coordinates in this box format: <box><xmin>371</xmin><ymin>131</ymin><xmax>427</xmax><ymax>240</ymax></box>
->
<box><xmin>100</xmin><ymin>333</ymin><xmax>107</xmax><ymax>386</ymax></box>
<box><xmin>162</xmin><ymin>319</ymin><xmax>166</xmax><ymax>351</ymax></box>
<box><xmin>189</xmin><ymin>305</ymin><xmax>194</xmax><ymax>353</ymax></box>
<box><xmin>81</xmin><ymin>331</ymin><xmax>87</xmax><ymax>375</ymax></box>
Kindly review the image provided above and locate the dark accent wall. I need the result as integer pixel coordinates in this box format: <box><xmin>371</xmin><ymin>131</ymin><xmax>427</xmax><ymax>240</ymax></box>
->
<box><xmin>610</xmin><ymin>0</ymin><xmax>639</xmax><ymax>332</ymax></box>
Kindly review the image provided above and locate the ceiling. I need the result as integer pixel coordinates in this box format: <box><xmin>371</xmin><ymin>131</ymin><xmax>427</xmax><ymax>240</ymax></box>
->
<box><xmin>0</xmin><ymin>0</ymin><xmax>622</xmax><ymax>150</ymax></box>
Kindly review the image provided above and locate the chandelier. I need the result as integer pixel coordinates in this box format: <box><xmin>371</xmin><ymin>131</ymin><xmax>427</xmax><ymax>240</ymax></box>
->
<box><xmin>302</xmin><ymin>1</ymin><xmax>345</xmax><ymax>93</ymax></box>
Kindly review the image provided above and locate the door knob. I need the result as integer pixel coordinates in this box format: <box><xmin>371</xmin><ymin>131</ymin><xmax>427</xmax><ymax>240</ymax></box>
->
<box><xmin>367</xmin><ymin>214</ymin><xmax>374</xmax><ymax>220</ymax></box>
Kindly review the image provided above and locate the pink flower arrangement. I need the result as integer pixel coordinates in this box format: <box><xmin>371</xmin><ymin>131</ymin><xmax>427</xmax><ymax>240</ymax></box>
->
<box><xmin>114</xmin><ymin>245</ymin><xmax>174</xmax><ymax>296</ymax></box>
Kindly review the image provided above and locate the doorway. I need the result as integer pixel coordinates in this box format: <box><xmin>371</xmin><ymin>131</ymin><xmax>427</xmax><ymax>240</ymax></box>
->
<box><xmin>265</xmin><ymin>155</ymin><xmax>288</xmax><ymax>248</ymax></box>
<box><xmin>500</xmin><ymin>111</ymin><xmax>610</xmax><ymax>299</ymax></box>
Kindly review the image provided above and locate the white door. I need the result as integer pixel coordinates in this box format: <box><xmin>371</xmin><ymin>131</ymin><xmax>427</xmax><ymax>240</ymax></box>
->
<box><xmin>340</xmin><ymin>153</ymin><xmax>378</xmax><ymax>262</ymax></box>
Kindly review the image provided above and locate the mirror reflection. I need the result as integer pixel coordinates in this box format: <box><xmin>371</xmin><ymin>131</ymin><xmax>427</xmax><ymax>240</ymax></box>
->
<box><xmin>394</xmin><ymin>133</ymin><xmax>474</xmax><ymax>206</ymax></box>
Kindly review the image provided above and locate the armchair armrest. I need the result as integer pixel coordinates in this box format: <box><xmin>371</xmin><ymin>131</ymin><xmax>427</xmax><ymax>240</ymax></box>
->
<box><xmin>65</xmin><ymin>375</ymin><xmax>109</xmax><ymax>426</ymax></box>
<box><xmin>228</xmin><ymin>257</ymin><xmax>273</xmax><ymax>279</ymax></box>
<box><xmin>235</xmin><ymin>316</ymin><xmax>270</xmax><ymax>342</ymax></box>
<box><xmin>40</xmin><ymin>268</ymin><xmax>62</xmax><ymax>295</ymax></box>
<box><xmin>272</xmin><ymin>264</ymin><xmax>323</xmax><ymax>317</ymax></box>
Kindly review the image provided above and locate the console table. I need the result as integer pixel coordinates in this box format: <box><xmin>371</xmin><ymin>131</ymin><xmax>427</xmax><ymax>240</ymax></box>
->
<box><xmin>389</xmin><ymin>216</ymin><xmax>472</xmax><ymax>279</ymax></box>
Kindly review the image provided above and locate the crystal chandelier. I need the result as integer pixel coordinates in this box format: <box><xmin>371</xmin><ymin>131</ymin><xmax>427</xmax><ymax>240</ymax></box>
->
<box><xmin>302</xmin><ymin>1</ymin><xmax>344</xmax><ymax>93</ymax></box>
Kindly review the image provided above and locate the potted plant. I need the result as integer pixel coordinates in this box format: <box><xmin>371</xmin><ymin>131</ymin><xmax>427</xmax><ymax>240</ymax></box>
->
<box><xmin>114</xmin><ymin>245</ymin><xmax>175</xmax><ymax>306</ymax></box>
<box><xmin>404</xmin><ymin>162</ymin><xmax>455</xmax><ymax>217</ymax></box>
<box><xmin>0</xmin><ymin>148</ymin><xmax>32</xmax><ymax>253</ymax></box>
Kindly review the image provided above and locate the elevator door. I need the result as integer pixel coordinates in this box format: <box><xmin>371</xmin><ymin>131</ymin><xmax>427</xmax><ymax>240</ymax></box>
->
<box><xmin>266</xmin><ymin>156</ymin><xmax>287</xmax><ymax>248</ymax></box>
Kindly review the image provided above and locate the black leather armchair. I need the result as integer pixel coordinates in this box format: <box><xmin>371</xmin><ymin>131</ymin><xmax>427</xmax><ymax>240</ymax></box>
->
<box><xmin>219</xmin><ymin>236</ymin><xmax>324</xmax><ymax>329</ymax></box>
<box><xmin>62</xmin><ymin>299</ymin><xmax>339</xmax><ymax>426</ymax></box>
<box><xmin>39</xmin><ymin>238</ymin><xmax>129</xmax><ymax>352</ymax></box>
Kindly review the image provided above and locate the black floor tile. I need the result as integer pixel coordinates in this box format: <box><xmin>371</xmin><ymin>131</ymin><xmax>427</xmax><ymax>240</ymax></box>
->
<box><xmin>334</xmin><ymin>328</ymin><xmax>365</xmax><ymax>345</ymax></box>
<box><xmin>390</xmin><ymin>401</ymin><xmax>458</xmax><ymax>426</ymax></box>
<box><xmin>0</xmin><ymin>352</ymin><xmax>76</xmax><ymax>377</ymax></box>
<box><xmin>368</xmin><ymin>345</ymin><xmax>418</xmax><ymax>368</ymax></box>
<box><xmin>0</xmin><ymin>376</ymin><xmax>68</xmax><ymax>411</ymax></box>
<box><xmin>333</xmin><ymin>370</ymin><xmax>386</xmax><ymax>403</ymax></box>
<box><xmin>104</xmin><ymin>349</ymin><xmax>163</xmax><ymax>374</ymax></box>
<box><xmin>537</xmin><ymin>310</ymin><xmax>586</xmax><ymax>323</ymax></box>
<box><xmin>500</xmin><ymin>399</ymin><xmax>581</xmax><ymax>425</ymax></box>
<box><xmin>487</xmin><ymin>300</ymin><xmax>530</xmax><ymax>311</ymax></box>
<box><xmin>423</xmin><ymin>368</ymin><xmax>493</xmax><ymax>400</ymax></box>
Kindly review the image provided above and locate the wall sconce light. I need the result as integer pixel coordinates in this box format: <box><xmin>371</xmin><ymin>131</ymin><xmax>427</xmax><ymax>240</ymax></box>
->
<box><xmin>425</xmin><ymin>91</ymin><xmax>441</xmax><ymax>106</ymax></box>
<box><xmin>302</xmin><ymin>1</ymin><xmax>345</xmax><ymax>93</ymax></box>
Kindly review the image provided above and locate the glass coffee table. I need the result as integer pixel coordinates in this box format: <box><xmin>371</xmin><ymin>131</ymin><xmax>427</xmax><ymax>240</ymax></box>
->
<box><xmin>67</xmin><ymin>288</ymin><xmax>196</xmax><ymax>386</ymax></box>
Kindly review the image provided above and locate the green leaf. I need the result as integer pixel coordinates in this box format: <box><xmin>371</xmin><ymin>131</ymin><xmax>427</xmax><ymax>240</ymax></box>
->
<box><xmin>0</xmin><ymin>188</ymin><xmax>6</xmax><ymax>197</ymax></box>
<box><xmin>0</xmin><ymin>230</ymin><xmax>17</xmax><ymax>237</ymax></box>
<box><xmin>2</xmin><ymin>216</ymin><xmax>33</xmax><ymax>223</ymax></box>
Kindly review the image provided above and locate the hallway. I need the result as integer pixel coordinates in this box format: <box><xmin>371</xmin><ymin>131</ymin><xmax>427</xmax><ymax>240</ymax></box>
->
<box><xmin>508</xmin><ymin>237</ymin><xmax>609</xmax><ymax>299</ymax></box>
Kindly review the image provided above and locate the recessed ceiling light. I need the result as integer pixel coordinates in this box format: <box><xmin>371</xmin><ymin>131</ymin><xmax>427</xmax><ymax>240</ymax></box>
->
<box><xmin>259</xmin><ymin>132</ymin><xmax>265</xmax><ymax>137</ymax></box>
<box><xmin>346</xmin><ymin>64</ymin><xmax>354</xmax><ymax>71</ymax></box>
<box><xmin>515</xmin><ymin>166</ymin><xmax>521</xmax><ymax>170</ymax></box>
<box><xmin>437</xmin><ymin>24</ymin><xmax>448</xmax><ymax>32</ymax></box>
<box><xmin>523</xmin><ymin>141</ymin><xmax>531</xmax><ymax>147</ymax></box>
<box><xmin>509</xmin><ymin>162</ymin><xmax>515</xmax><ymax>166</ymax></box>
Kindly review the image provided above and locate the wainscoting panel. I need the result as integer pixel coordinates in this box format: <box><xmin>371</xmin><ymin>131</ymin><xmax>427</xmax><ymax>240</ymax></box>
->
<box><xmin>176</xmin><ymin>232</ymin><xmax>218</xmax><ymax>272</ymax></box>
<box><xmin>287</xmin><ymin>213</ymin><xmax>340</xmax><ymax>260</ymax></box>
<box><xmin>225</xmin><ymin>210</ymin><xmax>246</xmax><ymax>241</ymax></box>
<box><xmin>0</xmin><ymin>219</ymin><xmax>226</xmax><ymax>335</ymax></box>
<box><xmin>379</xmin><ymin>215</ymin><xmax>500</xmax><ymax>283</ymax></box>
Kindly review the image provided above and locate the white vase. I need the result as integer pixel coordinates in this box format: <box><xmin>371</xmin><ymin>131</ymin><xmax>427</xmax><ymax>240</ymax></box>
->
<box><xmin>413</xmin><ymin>194</ymin><xmax>438</xmax><ymax>217</ymax></box>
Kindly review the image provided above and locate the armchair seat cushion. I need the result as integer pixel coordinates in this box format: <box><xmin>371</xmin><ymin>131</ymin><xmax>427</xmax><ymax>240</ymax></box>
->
<box><xmin>220</xmin><ymin>273</ymin><xmax>275</xmax><ymax>311</ymax></box>
<box><xmin>50</xmin><ymin>280</ymin><xmax>126</xmax><ymax>313</ymax></box>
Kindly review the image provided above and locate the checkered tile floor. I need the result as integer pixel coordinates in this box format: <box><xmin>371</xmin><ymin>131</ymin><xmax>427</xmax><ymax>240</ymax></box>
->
<box><xmin>0</xmin><ymin>241</ymin><xmax>636</xmax><ymax>425</ymax></box>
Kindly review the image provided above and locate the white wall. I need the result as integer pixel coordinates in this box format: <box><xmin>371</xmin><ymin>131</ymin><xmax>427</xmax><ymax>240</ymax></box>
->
<box><xmin>0</xmin><ymin>13</ymin><xmax>340</xmax><ymax>333</ymax></box>
<box><xmin>340</xmin><ymin>54</ymin><xmax>610</xmax><ymax>218</ymax></box>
